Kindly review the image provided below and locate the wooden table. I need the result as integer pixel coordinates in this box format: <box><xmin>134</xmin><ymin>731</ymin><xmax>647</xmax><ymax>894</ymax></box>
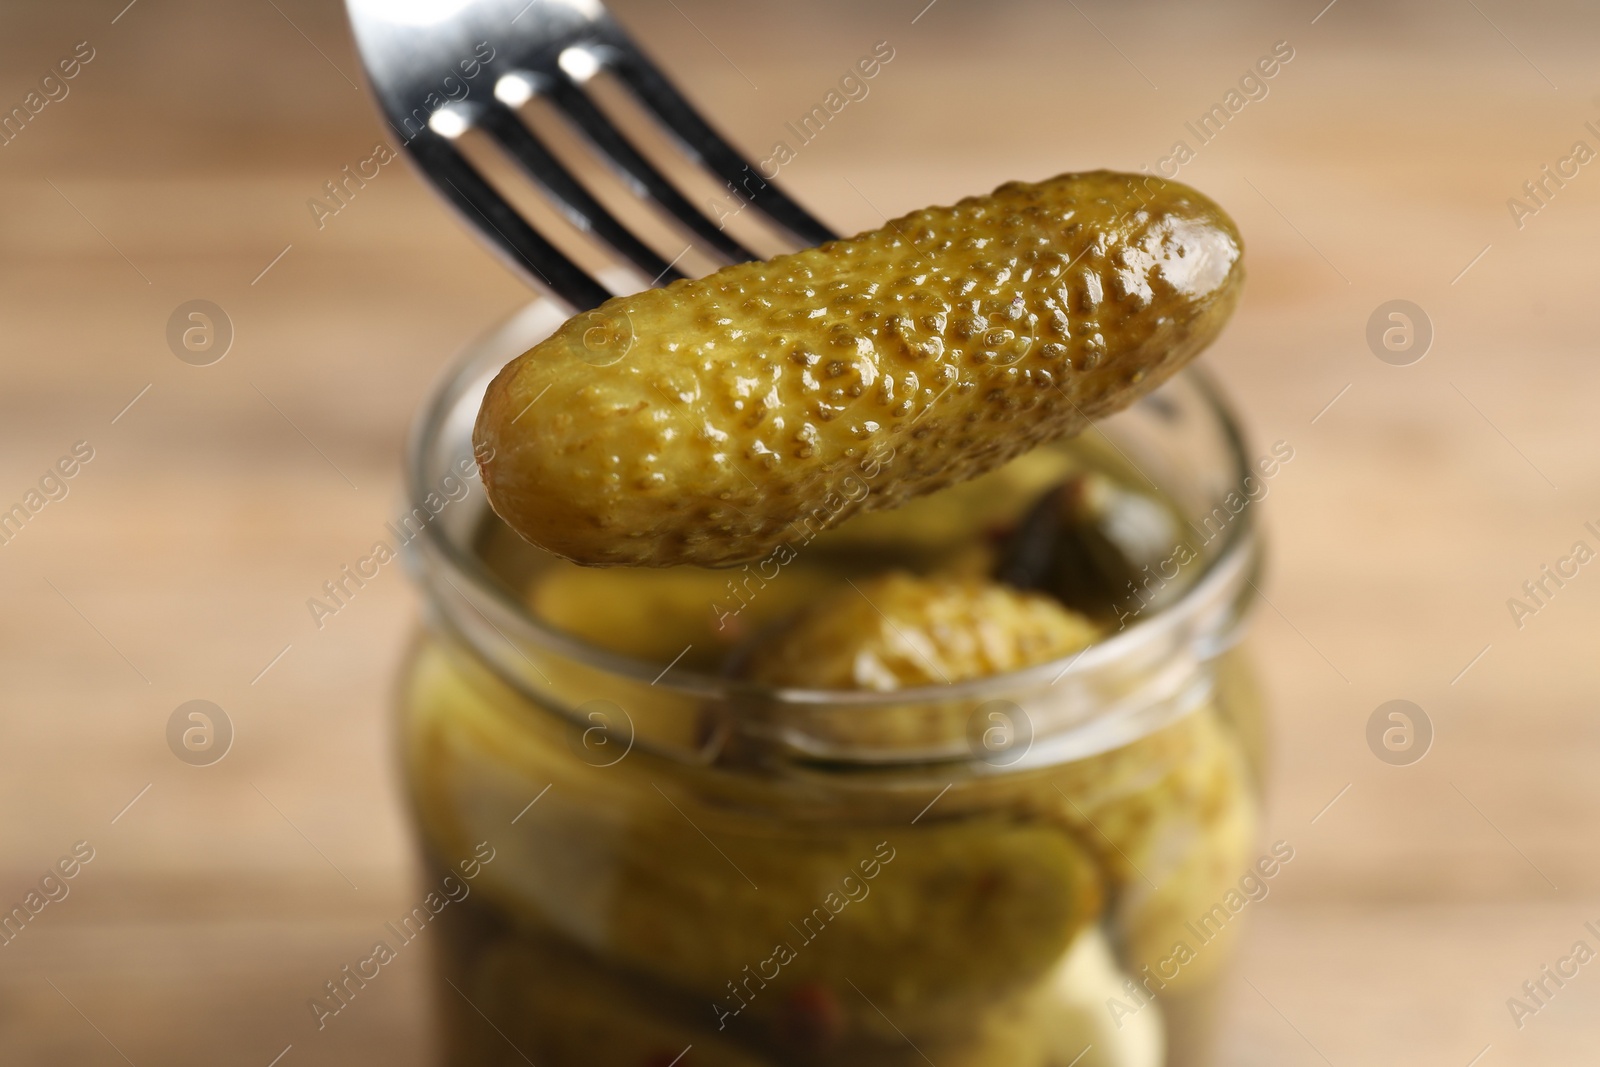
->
<box><xmin>3</xmin><ymin>0</ymin><xmax>1599</xmax><ymax>1063</ymax></box>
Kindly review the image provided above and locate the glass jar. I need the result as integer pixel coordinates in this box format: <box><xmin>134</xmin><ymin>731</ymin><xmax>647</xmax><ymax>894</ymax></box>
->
<box><xmin>397</xmin><ymin>300</ymin><xmax>1268</xmax><ymax>1067</ymax></box>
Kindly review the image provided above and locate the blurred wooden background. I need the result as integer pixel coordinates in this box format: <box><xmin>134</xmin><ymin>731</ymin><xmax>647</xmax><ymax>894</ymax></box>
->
<box><xmin>3</xmin><ymin>0</ymin><xmax>1600</xmax><ymax>1063</ymax></box>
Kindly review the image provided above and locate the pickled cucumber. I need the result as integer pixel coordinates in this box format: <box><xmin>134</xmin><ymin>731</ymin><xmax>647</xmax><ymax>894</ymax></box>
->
<box><xmin>403</xmin><ymin>638</ymin><xmax>1103</xmax><ymax>1035</ymax></box>
<box><xmin>745</xmin><ymin>572</ymin><xmax>1099</xmax><ymax>690</ymax></box>
<box><xmin>1050</xmin><ymin>706</ymin><xmax>1258</xmax><ymax>993</ymax></box>
<box><xmin>476</xmin><ymin>171</ymin><xmax>1243</xmax><ymax>566</ymax></box>
<box><xmin>529</xmin><ymin>559</ymin><xmax>843</xmax><ymax>668</ymax></box>
<box><xmin>602</xmin><ymin>813</ymin><xmax>1103</xmax><ymax>1023</ymax></box>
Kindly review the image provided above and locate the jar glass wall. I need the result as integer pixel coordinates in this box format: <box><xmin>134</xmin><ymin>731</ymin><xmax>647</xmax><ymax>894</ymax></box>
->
<box><xmin>397</xmin><ymin>301</ymin><xmax>1268</xmax><ymax>1067</ymax></box>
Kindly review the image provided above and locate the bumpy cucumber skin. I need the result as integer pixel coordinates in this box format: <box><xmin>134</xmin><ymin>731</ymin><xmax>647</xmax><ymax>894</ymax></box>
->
<box><xmin>477</xmin><ymin>171</ymin><xmax>1243</xmax><ymax>567</ymax></box>
<box><xmin>746</xmin><ymin>572</ymin><xmax>1098</xmax><ymax>690</ymax></box>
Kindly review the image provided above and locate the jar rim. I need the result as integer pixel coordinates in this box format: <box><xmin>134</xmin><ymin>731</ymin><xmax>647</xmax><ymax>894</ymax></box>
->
<box><xmin>405</xmin><ymin>298</ymin><xmax>1261</xmax><ymax>713</ymax></box>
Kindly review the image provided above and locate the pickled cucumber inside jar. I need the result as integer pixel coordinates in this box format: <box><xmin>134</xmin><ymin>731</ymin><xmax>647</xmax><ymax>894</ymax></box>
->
<box><xmin>405</xmin><ymin>634</ymin><xmax>1158</xmax><ymax>1067</ymax></box>
<box><xmin>734</xmin><ymin>570</ymin><xmax>1259</xmax><ymax>998</ymax></box>
<box><xmin>404</xmin><ymin>641</ymin><xmax>1102</xmax><ymax>1030</ymax></box>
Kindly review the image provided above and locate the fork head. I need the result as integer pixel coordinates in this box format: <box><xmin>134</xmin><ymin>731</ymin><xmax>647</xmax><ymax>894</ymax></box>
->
<box><xmin>345</xmin><ymin>0</ymin><xmax>836</xmax><ymax>311</ymax></box>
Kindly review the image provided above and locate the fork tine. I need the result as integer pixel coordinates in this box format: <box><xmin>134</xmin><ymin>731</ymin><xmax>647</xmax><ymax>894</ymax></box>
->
<box><xmin>544</xmin><ymin>77</ymin><xmax>758</xmax><ymax>265</ymax></box>
<box><xmin>478</xmin><ymin>103</ymin><xmax>687</xmax><ymax>286</ymax></box>
<box><xmin>600</xmin><ymin>40</ymin><xmax>839</xmax><ymax>249</ymax></box>
<box><xmin>408</xmin><ymin>130</ymin><xmax>612</xmax><ymax>311</ymax></box>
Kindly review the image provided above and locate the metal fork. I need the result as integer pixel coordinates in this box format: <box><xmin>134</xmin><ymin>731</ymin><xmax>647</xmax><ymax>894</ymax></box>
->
<box><xmin>344</xmin><ymin>0</ymin><xmax>837</xmax><ymax>310</ymax></box>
